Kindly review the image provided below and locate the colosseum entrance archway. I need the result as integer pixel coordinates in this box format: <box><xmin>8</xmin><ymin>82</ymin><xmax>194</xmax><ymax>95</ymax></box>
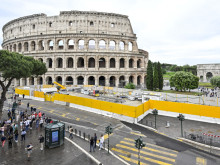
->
<box><xmin>137</xmin><ymin>75</ymin><xmax>141</xmax><ymax>86</ymax></box>
<box><xmin>119</xmin><ymin>76</ymin><xmax>125</xmax><ymax>87</ymax></box>
<box><xmin>129</xmin><ymin>76</ymin><xmax>134</xmax><ymax>83</ymax></box>
<box><xmin>66</xmin><ymin>76</ymin><xmax>73</xmax><ymax>85</ymax></box>
<box><xmin>37</xmin><ymin>77</ymin><xmax>43</xmax><ymax>85</ymax></box>
<box><xmin>200</xmin><ymin>76</ymin><xmax>204</xmax><ymax>82</ymax></box>
<box><xmin>46</xmin><ymin>76</ymin><xmax>53</xmax><ymax>85</ymax></box>
<box><xmin>99</xmin><ymin>76</ymin><xmax>105</xmax><ymax>86</ymax></box>
<box><xmin>29</xmin><ymin>77</ymin><xmax>34</xmax><ymax>85</ymax></box>
<box><xmin>88</xmin><ymin>76</ymin><xmax>95</xmax><ymax>85</ymax></box>
<box><xmin>56</xmin><ymin>76</ymin><xmax>62</xmax><ymax>85</ymax></box>
<box><xmin>77</xmin><ymin>76</ymin><xmax>84</xmax><ymax>85</ymax></box>
<box><xmin>109</xmin><ymin>76</ymin><xmax>116</xmax><ymax>87</ymax></box>
<box><xmin>206</xmin><ymin>72</ymin><xmax>213</xmax><ymax>82</ymax></box>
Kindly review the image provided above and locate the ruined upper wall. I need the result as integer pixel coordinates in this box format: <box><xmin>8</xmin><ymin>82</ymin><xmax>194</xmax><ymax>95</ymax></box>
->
<box><xmin>2</xmin><ymin>10</ymin><xmax>136</xmax><ymax>42</ymax></box>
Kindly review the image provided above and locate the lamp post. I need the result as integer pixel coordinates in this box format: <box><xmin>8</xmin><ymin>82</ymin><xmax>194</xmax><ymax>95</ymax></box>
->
<box><xmin>105</xmin><ymin>124</ymin><xmax>113</xmax><ymax>153</ymax></box>
<box><xmin>152</xmin><ymin>108</ymin><xmax>158</xmax><ymax>129</ymax></box>
<box><xmin>135</xmin><ymin>136</ymin><xmax>145</xmax><ymax>165</ymax></box>
<box><xmin>177</xmin><ymin>113</ymin><xmax>185</xmax><ymax>137</ymax></box>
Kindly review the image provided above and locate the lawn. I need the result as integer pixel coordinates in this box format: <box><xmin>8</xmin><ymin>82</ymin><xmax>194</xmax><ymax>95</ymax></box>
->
<box><xmin>163</xmin><ymin>72</ymin><xmax>175</xmax><ymax>80</ymax></box>
<box><xmin>199</xmin><ymin>82</ymin><xmax>212</xmax><ymax>88</ymax></box>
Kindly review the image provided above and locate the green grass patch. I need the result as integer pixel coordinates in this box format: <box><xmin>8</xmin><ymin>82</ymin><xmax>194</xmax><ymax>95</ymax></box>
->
<box><xmin>199</xmin><ymin>82</ymin><xmax>212</xmax><ymax>88</ymax></box>
<box><xmin>163</xmin><ymin>72</ymin><xmax>175</xmax><ymax>80</ymax></box>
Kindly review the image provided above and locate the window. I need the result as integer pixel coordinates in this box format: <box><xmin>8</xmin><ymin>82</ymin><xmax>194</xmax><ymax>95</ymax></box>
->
<box><xmin>49</xmin><ymin>22</ymin><xmax>52</xmax><ymax>27</ymax></box>
<box><xmin>111</xmin><ymin>23</ymin><xmax>115</xmax><ymax>27</ymax></box>
<box><xmin>11</xmin><ymin>29</ymin><xmax>12</xmax><ymax>34</ymax></box>
<box><xmin>90</xmin><ymin>21</ymin><xmax>94</xmax><ymax>26</ymax></box>
<box><xmin>20</xmin><ymin>27</ymin><xmax>22</xmax><ymax>31</ymax></box>
<box><xmin>69</xmin><ymin>21</ymin><xmax>73</xmax><ymax>26</ymax></box>
<box><xmin>33</xmin><ymin>24</ymin><xmax>35</xmax><ymax>29</ymax></box>
<box><xmin>80</xmin><ymin>31</ymin><xmax>83</xmax><ymax>34</ymax></box>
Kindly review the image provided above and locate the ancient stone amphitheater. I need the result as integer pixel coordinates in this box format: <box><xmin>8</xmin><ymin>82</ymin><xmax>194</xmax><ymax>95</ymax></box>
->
<box><xmin>2</xmin><ymin>10</ymin><xmax>148</xmax><ymax>87</ymax></box>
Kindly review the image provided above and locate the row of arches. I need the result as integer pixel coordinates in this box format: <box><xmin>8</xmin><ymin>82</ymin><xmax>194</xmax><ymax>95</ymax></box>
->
<box><xmin>18</xmin><ymin>75</ymin><xmax>144</xmax><ymax>87</ymax></box>
<box><xmin>199</xmin><ymin>72</ymin><xmax>213</xmax><ymax>82</ymax></box>
<box><xmin>42</xmin><ymin>57</ymin><xmax>143</xmax><ymax>69</ymax></box>
<box><xmin>6</xmin><ymin>39</ymin><xmax>136</xmax><ymax>52</ymax></box>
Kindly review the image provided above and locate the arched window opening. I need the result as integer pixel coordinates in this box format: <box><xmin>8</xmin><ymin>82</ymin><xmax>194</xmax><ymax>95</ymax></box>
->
<box><xmin>48</xmin><ymin>40</ymin><xmax>54</xmax><ymax>50</ymax></box>
<box><xmin>77</xmin><ymin>76</ymin><xmax>84</xmax><ymax>85</ymax></box>
<box><xmin>56</xmin><ymin>76</ymin><xmax>62</xmax><ymax>85</ymax></box>
<box><xmin>66</xmin><ymin>76</ymin><xmax>73</xmax><ymax>85</ymax></box>
<box><xmin>39</xmin><ymin>40</ymin><xmax>44</xmax><ymax>50</ymax></box>
<box><xmin>129</xmin><ymin>59</ymin><xmax>134</xmax><ymax>68</ymax></box>
<box><xmin>137</xmin><ymin>59</ymin><xmax>141</xmax><ymax>68</ymax></box>
<box><xmin>78</xmin><ymin>40</ymin><xmax>84</xmax><ymax>49</ymax></box>
<box><xmin>68</xmin><ymin>39</ymin><xmax>74</xmax><ymax>49</ymax></box>
<box><xmin>38</xmin><ymin>58</ymin><xmax>43</xmax><ymax>63</ymax></box>
<box><xmin>88</xmin><ymin>76</ymin><xmax>95</xmax><ymax>85</ymax></box>
<box><xmin>206</xmin><ymin>72</ymin><xmax>213</xmax><ymax>82</ymax></box>
<box><xmin>77</xmin><ymin>57</ymin><xmax>84</xmax><ymax>68</ymax></box>
<box><xmin>120</xmin><ymin>58</ymin><xmax>125</xmax><ymax>68</ymax></box>
<box><xmin>13</xmin><ymin>44</ymin><xmax>16</xmax><ymax>52</ymax></box>
<box><xmin>58</xmin><ymin>40</ymin><xmax>64</xmax><ymax>50</ymax></box>
<box><xmin>109</xmin><ymin>76</ymin><xmax>116</xmax><ymax>87</ymax></box>
<box><xmin>18</xmin><ymin>43</ymin><xmax>22</xmax><ymax>52</ymax></box>
<box><xmin>111</xmin><ymin>23</ymin><xmax>115</xmax><ymax>28</ymax></box>
<box><xmin>137</xmin><ymin>75</ymin><xmax>141</xmax><ymax>85</ymax></box>
<box><xmin>22</xmin><ymin>78</ymin><xmax>27</xmax><ymax>86</ymax></box>
<box><xmin>89</xmin><ymin>40</ymin><xmax>95</xmax><ymax>50</ymax></box>
<box><xmin>109</xmin><ymin>41</ymin><xmax>116</xmax><ymax>50</ymax></box>
<box><xmin>99</xmin><ymin>76</ymin><xmax>105</xmax><ymax>86</ymax></box>
<box><xmin>119</xmin><ymin>76</ymin><xmax>125</xmax><ymax>87</ymax></box>
<box><xmin>119</xmin><ymin>41</ymin><xmax>125</xmax><ymax>51</ymax></box>
<box><xmin>31</xmin><ymin>41</ymin><xmax>36</xmax><ymax>51</ymax></box>
<box><xmin>67</xmin><ymin>58</ymin><xmax>73</xmax><ymax>68</ymax></box>
<box><xmin>47</xmin><ymin>58</ymin><xmax>53</xmax><ymax>68</ymax></box>
<box><xmin>200</xmin><ymin>76</ymin><xmax>203</xmax><ymax>82</ymax></box>
<box><xmin>110</xmin><ymin>58</ymin><xmax>115</xmax><ymax>68</ymax></box>
<box><xmin>129</xmin><ymin>76</ymin><xmax>134</xmax><ymax>83</ymax></box>
<box><xmin>128</xmin><ymin>42</ymin><xmax>133</xmax><ymax>51</ymax></box>
<box><xmin>99</xmin><ymin>40</ymin><xmax>106</xmax><ymax>49</ymax></box>
<box><xmin>56</xmin><ymin>58</ymin><xmax>63</xmax><ymax>68</ymax></box>
<box><xmin>24</xmin><ymin>42</ymin><xmax>29</xmax><ymax>51</ymax></box>
<box><xmin>9</xmin><ymin>45</ymin><xmax>12</xmax><ymax>52</ymax></box>
<box><xmin>46</xmin><ymin>76</ymin><xmax>53</xmax><ymax>85</ymax></box>
<box><xmin>38</xmin><ymin>77</ymin><xmax>43</xmax><ymax>85</ymax></box>
<box><xmin>33</xmin><ymin>24</ymin><xmax>35</xmax><ymax>29</ymax></box>
<box><xmin>88</xmin><ymin>58</ymin><xmax>95</xmax><ymax>68</ymax></box>
<box><xmin>69</xmin><ymin>21</ymin><xmax>73</xmax><ymax>26</ymax></box>
<box><xmin>99</xmin><ymin>58</ymin><xmax>106</xmax><ymax>68</ymax></box>
<box><xmin>49</xmin><ymin>22</ymin><xmax>52</xmax><ymax>27</ymax></box>
<box><xmin>20</xmin><ymin>27</ymin><xmax>22</xmax><ymax>31</ymax></box>
<box><xmin>90</xmin><ymin>21</ymin><xmax>94</xmax><ymax>26</ymax></box>
<box><xmin>29</xmin><ymin>77</ymin><xmax>34</xmax><ymax>85</ymax></box>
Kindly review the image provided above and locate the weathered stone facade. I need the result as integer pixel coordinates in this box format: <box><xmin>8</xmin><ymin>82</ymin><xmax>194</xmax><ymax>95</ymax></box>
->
<box><xmin>197</xmin><ymin>63</ymin><xmax>220</xmax><ymax>82</ymax></box>
<box><xmin>2</xmin><ymin>11</ymin><xmax>148</xmax><ymax>87</ymax></box>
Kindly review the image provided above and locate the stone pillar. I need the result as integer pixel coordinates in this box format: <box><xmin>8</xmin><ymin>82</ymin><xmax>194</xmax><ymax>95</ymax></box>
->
<box><xmin>116</xmin><ymin>76</ymin><xmax>120</xmax><ymax>87</ymax></box>
<box><xmin>116</xmin><ymin>41</ymin><xmax>119</xmax><ymax>51</ymax></box>
<box><xmin>133</xmin><ymin>75</ymin><xmax>137</xmax><ymax>86</ymax></box>
<box><xmin>95</xmin><ymin>75</ymin><xmax>98</xmax><ymax>86</ymax></box>
<box><xmin>84</xmin><ymin>75</ymin><xmax>88</xmax><ymax>85</ymax></box>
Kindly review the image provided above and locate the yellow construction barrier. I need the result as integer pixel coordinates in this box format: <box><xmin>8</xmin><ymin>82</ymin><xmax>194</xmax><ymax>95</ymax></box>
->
<box><xmin>33</xmin><ymin>91</ymin><xmax>44</xmax><ymax>98</ymax></box>
<box><xmin>15</xmin><ymin>88</ymin><xmax>29</xmax><ymax>96</ymax></box>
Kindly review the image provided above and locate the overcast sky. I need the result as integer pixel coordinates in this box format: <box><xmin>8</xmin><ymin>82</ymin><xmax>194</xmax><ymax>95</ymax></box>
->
<box><xmin>0</xmin><ymin>0</ymin><xmax>220</xmax><ymax>66</ymax></box>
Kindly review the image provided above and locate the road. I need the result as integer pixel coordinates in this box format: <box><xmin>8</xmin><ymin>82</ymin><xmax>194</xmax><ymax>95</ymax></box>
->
<box><xmin>3</xmin><ymin>96</ymin><xmax>220</xmax><ymax>165</ymax></box>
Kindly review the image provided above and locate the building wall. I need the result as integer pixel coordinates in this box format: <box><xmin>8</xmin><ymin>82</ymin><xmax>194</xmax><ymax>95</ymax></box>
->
<box><xmin>2</xmin><ymin>11</ymin><xmax>148</xmax><ymax>87</ymax></box>
<box><xmin>197</xmin><ymin>64</ymin><xmax>220</xmax><ymax>82</ymax></box>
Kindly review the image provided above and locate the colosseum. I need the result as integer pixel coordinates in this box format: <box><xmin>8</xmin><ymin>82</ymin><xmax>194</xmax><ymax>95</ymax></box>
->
<box><xmin>2</xmin><ymin>10</ymin><xmax>148</xmax><ymax>88</ymax></box>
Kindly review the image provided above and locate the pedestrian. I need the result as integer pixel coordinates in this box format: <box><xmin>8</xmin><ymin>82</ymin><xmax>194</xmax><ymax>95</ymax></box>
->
<box><xmin>69</xmin><ymin>126</ymin><xmax>73</xmax><ymax>139</ymax></box>
<box><xmin>90</xmin><ymin>136</ymin><xmax>95</xmax><ymax>152</ymax></box>
<box><xmin>26</xmin><ymin>143</ymin><xmax>33</xmax><ymax>160</ymax></box>
<box><xmin>39</xmin><ymin>118</ymin><xmax>44</xmax><ymax>128</ymax></box>
<box><xmin>14</xmin><ymin>129</ymin><xmax>19</xmax><ymax>142</ymax></box>
<box><xmin>38</xmin><ymin>135</ymin><xmax>44</xmax><ymax>150</ymax></box>
<box><xmin>99</xmin><ymin>134</ymin><xmax>104</xmax><ymax>150</ymax></box>
<box><xmin>38</xmin><ymin>111</ymin><xmax>42</xmax><ymax>118</ymax></box>
<box><xmin>1</xmin><ymin>135</ymin><xmax>6</xmax><ymax>147</ymax></box>
<box><xmin>23</xmin><ymin>94</ymin><xmax>25</xmax><ymax>99</ymax></box>
<box><xmin>94</xmin><ymin>133</ymin><xmax>97</xmax><ymax>148</ymax></box>
<box><xmin>21</xmin><ymin>129</ymin><xmax>26</xmax><ymax>141</ymax></box>
<box><xmin>27</xmin><ymin>102</ymin><xmax>30</xmax><ymax>110</ymax></box>
<box><xmin>8</xmin><ymin>134</ymin><xmax>13</xmax><ymax>148</ymax></box>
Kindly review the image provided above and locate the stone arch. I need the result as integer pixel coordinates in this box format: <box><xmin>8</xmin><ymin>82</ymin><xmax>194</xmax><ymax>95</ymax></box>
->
<box><xmin>58</xmin><ymin>39</ymin><xmax>64</xmax><ymax>50</ymax></box>
<box><xmin>120</xmin><ymin>58</ymin><xmax>125</xmax><ymax>68</ymax></box>
<box><xmin>119</xmin><ymin>41</ymin><xmax>125</xmax><ymax>51</ymax></box>
<box><xmin>128</xmin><ymin>42</ymin><xmax>133</xmax><ymax>51</ymax></box>
<box><xmin>66</xmin><ymin>76</ymin><xmax>73</xmax><ymax>85</ymax></box>
<box><xmin>31</xmin><ymin>41</ymin><xmax>36</xmax><ymax>51</ymax></box>
<box><xmin>129</xmin><ymin>75</ymin><xmax>134</xmax><ymax>83</ymax></box>
<box><xmin>67</xmin><ymin>39</ymin><xmax>74</xmax><ymax>49</ymax></box>
<box><xmin>18</xmin><ymin>43</ymin><xmax>22</xmax><ymax>52</ymax></box>
<box><xmin>24</xmin><ymin>42</ymin><xmax>29</xmax><ymax>51</ymax></box>
<box><xmin>29</xmin><ymin>77</ymin><xmax>34</xmax><ymax>85</ymax></box>
<box><xmin>88</xmin><ymin>57</ymin><xmax>95</xmax><ymax>68</ymax></box>
<box><xmin>99</xmin><ymin>58</ymin><xmax>106</xmax><ymax>68</ymax></box>
<box><xmin>110</xmin><ymin>58</ymin><xmax>115</xmax><ymax>68</ymax></box>
<box><xmin>77</xmin><ymin>76</ymin><xmax>84</xmax><ymax>85</ymax></box>
<box><xmin>22</xmin><ymin>78</ymin><xmax>27</xmax><ymax>86</ymax></box>
<box><xmin>38</xmin><ymin>40</ymin><xmax>44</xmax><ymax>50</ymax></box>
<box><xmin>99</xmin><ymin>40</ymin><xmax>106</xmax><ymax>49</ymax></box>
<box><xmin>46</xmin><ymin>58</ymin><xmax>53</xmax><ymax>68</ymax></box>
<box><xmin>88</xmin><ymin>76</ymin><xmax>95</xmax><ymax>85</ymax></box>
<box><xmin>69</xmin><ymin>21</ymin><xmax>73</xmax><ymax>26</ymax></box>
<box><xmin>90</xmin><ymin>21</ymin><xmax>94</xmax><ymax>26</ymax></box>
<box><xmin>109</xmin><ymin>76</ymin><xmax>116</xmax><ymax>87</ymax></box>
<box><xmin>37</xmin><ymin>77</ymin><xmax>43</xmax><ymax>85</ymax></box>
<box><xmin>88</xmin><ymin>39</ymin><xmax>95</xmax><ymax>50</ymax></box>
<box><xmin>9</xmin><ymin>45</ymin><xmax>12</xmax><ymax>52</ymax></box>
<box><xmin>200</xmin><ymin>75</ymin><xmax>204</xmax><ymax>82</ymax></box>
<box><xmin>109</xmin><ymin>41</ymin><xmax>116</xmax><ymax>50</ymax></box>
<box><xmin>56</xmin><ymin>57</ymin><xmax>63</xmax><ymax>68</ymax></box>
<box><xmin>137</xmin><ymin>59</ymin><xmax>142</xmax><ymax>68</ymax></box>
<box><xmin>99</xmin><ymin>76</ymin><xmax>106</xmax><ymax>86</ymax></box>
<box><xmin>78</xmin><ymin>39</ymin><xmax>84</xmax><ymax>49</ymax></box>
<box><xmin>46</xmin><ymin>76</ymin><xmax>53</xmax><ymax>85</ymax></box>
<box><xmin>206</xmin><ymin>72</ymin><xmax>213</xmax><ymax>81</ymax></box>
<box><xmin>48</xmin><ymin>40</ymin><xmax>54</xmax><ymax>50</ymax></box>
<box><xmin>129</xmin><ymin>59</ymin><xmax>134</xmax><ymax>68</ymax></box>
<box><xmin>77</xmin><ymin>57</ymin><xmax>84</xmax><ymax>68</ymax></box>
<box><xmin>137</xmin><ymin>75</ymin><xmax>142</xmax><ymax>85</ymax></box>
<box><xmin>67</xmin><ymin>57</ymin><xmax>74</xmax><ymax>68</ymax></box>
<box><xmin>13</xmin><ymin>44</ymin><xmax>16</xmax><ymax>52</ymax></box>
<box><xmin>56</xmin><ymin>76</ymin><xmax>62</xmax><ymax>85</ymax></box>
<box><xmin>38</xmin><ymin>58</ymin><xmax>43</xmax><ymax>62</ymax></box>
<box><xmin>119</xmin><ymin>76</ymin><xmax>125</xmax><ymax>87</ymax></box>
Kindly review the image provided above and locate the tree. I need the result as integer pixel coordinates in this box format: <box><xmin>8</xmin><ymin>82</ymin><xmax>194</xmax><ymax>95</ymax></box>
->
<box><xmin>170</xmin><ymin>71</ymin><xmax>199</xmax><ymax>92</ymax></box>
<box><xmin>124</xmin><ymin>83</ymin><xmax>135</xmax><ymax>89</ymax></box>
<box><xmin>0</xmin><ymin>50</ymin><xmax>47</xmax><ymax>118</ymax></box>
<box><xmin>153</xmin><ymin>63</ymin><xmax>159</xmax><ymax>90</ymax></box>
<box><xmin>146</xmin><ymin>60</ymin><xmax>153</xmax><ymax>90</ymax></box>
<box><xmin>157</xmin><ymin>62</ymin><xmax>163</xmax><ymax>90</ymax></box>
<box><xmin>210</xmin><ymin>76</ymin><xmax>220</xmax><ymax>87</ymax></box>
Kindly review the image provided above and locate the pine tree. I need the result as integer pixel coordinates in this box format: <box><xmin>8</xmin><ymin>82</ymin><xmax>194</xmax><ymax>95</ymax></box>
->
<box><xmin>153</xmin><ymin>63</ymin><xmax>159</xmax><ymax>90</ymax></box>
<box><xmin>146</xmin><ymin>60</ymin><xmax>153</xmax><ymax>90</ymax></box>
<box><xmin>158</xmin><ymin>62</ymin><xmax>163</xmax><ymax>90</ymax></box>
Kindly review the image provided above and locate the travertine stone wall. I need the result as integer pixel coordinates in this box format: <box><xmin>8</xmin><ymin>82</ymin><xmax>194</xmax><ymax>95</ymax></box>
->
<box><xmin>197</xmin><ymin>64</ymin><xmax>220</xmax><ymax>82</ymax></box>
<box><xmin>2</xmin><ymin>10</ymin><xmax>148</xmax><ymax>87</ymax></box>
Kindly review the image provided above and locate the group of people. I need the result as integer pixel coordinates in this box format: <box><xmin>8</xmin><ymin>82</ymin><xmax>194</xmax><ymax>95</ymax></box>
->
<box><xmin>199</xmin><ymin>87</ymin><xmax>219</xmax><ymax>97</ymax></box>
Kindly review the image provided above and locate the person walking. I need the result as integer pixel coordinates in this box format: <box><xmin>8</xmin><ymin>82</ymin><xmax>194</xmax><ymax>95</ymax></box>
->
<box><xmin>94</xmin><ymin>133</ymin><xmax>97</xmax><ymax>149</ymax></box>
<box><xmin>90</xmin><ymin>136</ymin><xmax>95</xmax><ymax>152</ymax></box>
<box><xmin>8</xmin><ymin>134</ymin><xmax>13</xmax><ymax>148</ymax></box>
<box><xmin>27</xmin><ymin>102</ymin><xmax>30</xmax><ymax>110</ymax></box>
<box><xmin>99</xmin><ymin>134</ymin><xmax>104</xmax><ymax>150</ymax></box>
<box><xmin>38</xmin><ymin>135</ymin><xmax>44</xmax><ymax>150</ymax></box>
<box><xmin>1</xmin><ymin>135</ymin><xmax>6</xmax><ymax>147</ymax></box>
<box><xmin>26</xmin><ymin>143</ymin><xmax>33</xmax><ymax>161</ymax></box>
<box><xmin>39</xmin><ymin>118</ymin><xmax>44</xmax><ymax>128</ymax></box>
<box><xmin>21</xmin><ymin>129</ymin><xmax>26</xmax><ymax>141</ymax></box>
<box><xmin>14</xmin><ymin>129</ymin><xmax>19</xmax><ymax>142</ymax></box>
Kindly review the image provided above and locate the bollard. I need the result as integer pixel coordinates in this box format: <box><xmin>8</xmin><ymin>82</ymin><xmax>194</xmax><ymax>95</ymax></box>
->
<box><xmin>79</xmin><ymin>130</ymin><xmax>81</xmax><ymax>137</ymax></box>
<box><xmin>83</xmin><ymin>132</ymin><xmax>86</xmax><ymax>140</ymax></box>
<box><xmin>75</xmin><ymin>129</ymin><xmax>77</xmax><ymax>135</ymax></box>
<box><xmin>88</xmin><ymin>134</ymin><xmax>90</xmax><ymax>141</ymax></box>
<box><xmin>150</xmin><ymin>122</ymin><xmax>153</xmax><ymax>127</ymax></box>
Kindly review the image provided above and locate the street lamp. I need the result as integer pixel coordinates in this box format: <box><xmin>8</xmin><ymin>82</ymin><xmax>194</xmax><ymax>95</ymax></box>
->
<box><xmin>177</xmin><ymin>113</ymin><xmax>185</xmax><ymax>137</ymax></box>
<box><xmin>152</xmin><ymin>108</ymin><xmax>158</xmax><ymax>129</ymax></box>
<box><xmin>105</xmin><ymin>124</ymin><xmax>113</xmax><ymax>153</ymax></box>
<box><xmin>135</xmin><ymin>136</ymin><xmax>145</xmax><ymax>165</ymax></box>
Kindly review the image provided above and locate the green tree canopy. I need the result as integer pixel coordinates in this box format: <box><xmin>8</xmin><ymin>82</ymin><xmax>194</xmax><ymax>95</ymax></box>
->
<box><xmin>210</xmin><ymin>76</ymin><xmax>220</xmax><ymax>87</ymax></box>
<box><xmin>124</xmin><ymin>83</ymin><xmax>136</xmax><ymax>89</ymax></box>
<box><xmin>0</xmin><ymin>50</ymin><xmax>47</xmax><ymax>117</ymax></box>
<box><xmin>146</xmin><ymin>60</ymin><xmax>153</xmax><ymax>90</ymax></box>
<box><xmin>153</xmin><ymin>63</ymin><xmax>159</xmax><ymax>90</ymax></box>
<box><xmin>170</xmin><ymin>71</ymin><xmax>199</xmax><ymax>92</ymax></box>
<box><xmin>158</xmin><ymin>62</ymin><xmax>163</xmax><ymax>90</ymax></box>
